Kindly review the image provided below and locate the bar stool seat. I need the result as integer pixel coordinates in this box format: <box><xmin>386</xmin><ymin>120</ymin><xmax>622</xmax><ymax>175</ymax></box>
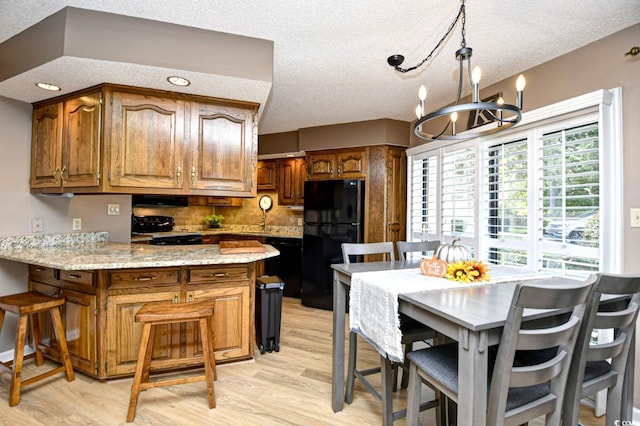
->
<box><xmin>127</xmin><ymin>300</ymin><xmax>217</xmax><ymax>422</ymax></box>
<box><xmin>0</xmin><ymin>291</ymin><xmax>75</xmax><ymax>406</ymax></box>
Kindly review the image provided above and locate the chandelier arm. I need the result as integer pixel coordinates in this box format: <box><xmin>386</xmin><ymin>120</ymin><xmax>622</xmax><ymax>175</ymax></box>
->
<box><xmin>393</xmin><ymin>3</ymin><xmax>466</xmax><ymax>73</ymax></box>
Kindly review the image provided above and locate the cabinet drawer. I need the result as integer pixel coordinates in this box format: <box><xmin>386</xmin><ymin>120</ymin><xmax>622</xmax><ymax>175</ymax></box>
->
<box><xmin>188</xmin><ymin>266</ymin><xmax>249</xmax><ymax>283</ymax></box>
<box><xmin>59</xmin><ymin>270</ymin><xmax>94</xmax><ymax>286</ymax></box>
<box><xmin>29</xmin><ymin>265</ymin><xmax>56</xmax><ymax>282</ymax></box>
<box><xmin>109</xmin><ymin>268</ymin><xmax>181</xmax><ymax>289</ymax></box>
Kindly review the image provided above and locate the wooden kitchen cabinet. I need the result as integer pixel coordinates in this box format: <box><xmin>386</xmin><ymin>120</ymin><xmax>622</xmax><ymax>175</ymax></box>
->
<box><xmin>306</xmin><ymin>147</ymin><xmax>367</xmax><ymax>180</ymax></box>
<box><xmin>277</xmin><ymin>157</ymin><xmax>306</xmax><ymax>205</ymax></box>
<box><xmin>30</xmin><ymin>84</ymin><xmax>259</xmax><ymax>197</ymax></box>
<box><xmin>106</xmin><ymin>91</ymin><xmax>185</xmax><ymax>190</ymax></box>
<box><xmin>257</xmin><ymin>160</ymin><xmax>277</xmax><ymax>191</ymax></box>
<box><xmin>188</xmin><ymin>101</ymin><xmax>257</xmax><ymax>195</ymax></box>
<box><xmin>29</xmin><ymin>266</ymin><xmax>98</xmax><ymax>376</ymax></box>
<box><xmin>186</xmin><ymin>265</ymin><xmax>253</xmax><ymax>361</ymax></box>
<box><xmin>30</xmin><ymin>91</ymin><xmax>102</xmax><ymax>192</ymax></box>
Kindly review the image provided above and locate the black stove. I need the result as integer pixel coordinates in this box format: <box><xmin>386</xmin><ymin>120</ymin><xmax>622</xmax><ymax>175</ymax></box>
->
<box><xmin>149</xmin><ymin>234</ymin><xmax>203</xmax><ymax>245</ymax></box>
<box><xmin>132</xmin><ymin>215</ymin><xmax>175</xmax><ymax>233</ymax></box>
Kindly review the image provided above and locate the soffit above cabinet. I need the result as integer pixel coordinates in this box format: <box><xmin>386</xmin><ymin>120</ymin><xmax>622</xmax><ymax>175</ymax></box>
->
<box><xmin>0</xmin><ymin>7</ymin><xmax>273</xmax><ymax>114</ymax></box>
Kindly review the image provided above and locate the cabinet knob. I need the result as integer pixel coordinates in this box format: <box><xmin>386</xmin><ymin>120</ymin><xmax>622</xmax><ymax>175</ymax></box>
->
<box><xmin>173</xmin><ymin>294</ymin><xmax>179</xmax><ymax>303</ymax></box>
<box><xmin>188</xmin><ymin>294</ymin><xmax>193</xmax><ymax>302</ymax></box>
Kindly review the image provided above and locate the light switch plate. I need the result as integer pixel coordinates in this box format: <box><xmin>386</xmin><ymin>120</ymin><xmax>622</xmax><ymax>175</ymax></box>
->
<box><xmin>631</xmin><ymin>208</ymin><xmax>640</xmax><ymax>228</ymax></box>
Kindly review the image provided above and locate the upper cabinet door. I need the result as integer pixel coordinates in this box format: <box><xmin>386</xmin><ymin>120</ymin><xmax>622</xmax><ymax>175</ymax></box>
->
<box><xmin>256</xmin><ymin>160</ymin><xmax>277</xmax><ymax>191</ymax></box>
<box><xmin>63</xmin><ymin>93</ymin><xmax>102</xmax><ymax>189</ymax></box>
<box><xmin>189</xmin><ymin>102</ymin><xmax>256</xmax><ymax>195</ymax></box>
<box><xmin>107</xmin><ymin>91</ymin><xmax>184</xmax><ymax>190</ymax></box>
<box><xmin>31</xmin><ymin>103</ymin><xmax>63</xmax><ymax>190</ymax></box>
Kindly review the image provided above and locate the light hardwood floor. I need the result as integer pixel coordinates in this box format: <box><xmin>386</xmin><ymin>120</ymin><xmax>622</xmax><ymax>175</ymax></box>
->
<box><xmin>0</xmin><ymin>297</ymin><xmax>606</xmax><ymax>425</ymax></box>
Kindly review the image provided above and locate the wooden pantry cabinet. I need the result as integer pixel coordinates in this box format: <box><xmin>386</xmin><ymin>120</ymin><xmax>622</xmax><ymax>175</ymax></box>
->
<box><xmin>30</xmin><ymin>84</ymin><xmax>259</xmax><ymax>197</ymax></box>
<box><xmin>28</xmin><ymin>263</ymin><xmax>255</xmax><ymax>380</ymax></box>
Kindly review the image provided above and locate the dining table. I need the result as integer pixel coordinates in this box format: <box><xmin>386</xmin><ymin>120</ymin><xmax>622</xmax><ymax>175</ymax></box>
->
<box><xmin>331</xmin><ymin>260</ymin><xmax>635</xmax><ymax>426</ymax></box>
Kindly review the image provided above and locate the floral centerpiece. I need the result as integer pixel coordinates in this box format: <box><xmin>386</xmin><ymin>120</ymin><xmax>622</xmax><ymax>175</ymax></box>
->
<box><xmin>445</xmin><ymin>259</ymin><xmax>491</xmax><ymax>283</ymax></box>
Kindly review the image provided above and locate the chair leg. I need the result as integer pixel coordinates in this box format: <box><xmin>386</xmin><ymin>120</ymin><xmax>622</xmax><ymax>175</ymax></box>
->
<box><xmin>345</xmin><ymin>331</ymin><xmax>357</xmax><ymax>404</ymax></box>
<box><xmin>405</xmin><ymin>361</ymin><xmax>421</xmax><ymax>426</ymax></box>
<box><xmin>9</xmin><ymin>314</ymin><xmax>28</xmax><ymax>406</ymax></box>
<box><xmin>127</xmin><ymin>322</ymin><xmax>153</xmax><ymax>422</ymax></box>
<box><xmin>199</xmin><ymin>317</ymin><xmax>216</xmax><ymax>409</ymax></box>
<box><xmin>380</xmin><ymin>355</ymin><xmax>394</xmax><ymax>426</ymax></box>
<box><xmin>49</xmin><ymin>307</ymin><xmax>74</xmax><ymax>381</ymax></box>
<box><xmin>401</xmin><ymin>341</ymin><xmax>414</xmax><ymax>389</ymax></box>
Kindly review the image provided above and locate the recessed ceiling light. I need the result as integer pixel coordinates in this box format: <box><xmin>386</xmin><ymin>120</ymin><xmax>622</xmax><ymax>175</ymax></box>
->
<box><xmin>35</xmin><ymin>82</ymin><xmax>61</xmax><ymax>91</ymax></box>
<box><xmin>167</xmin><ymin>76</ymin><xmax>190</xmax><ymax>87</ymax></box>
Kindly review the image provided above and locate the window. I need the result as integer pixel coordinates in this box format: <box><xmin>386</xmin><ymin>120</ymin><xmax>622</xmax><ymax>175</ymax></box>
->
<box><xmin>406</xmin><ymin>88</ymin><xmax>622</xmax><ymax>277</ymax></box>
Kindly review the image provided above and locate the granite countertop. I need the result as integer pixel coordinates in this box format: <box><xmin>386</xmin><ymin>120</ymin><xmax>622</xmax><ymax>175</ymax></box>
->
<box><xmin>0</xmin><ymin>232</ymin><xmax>279</xmax><ymax>270</ymax></box>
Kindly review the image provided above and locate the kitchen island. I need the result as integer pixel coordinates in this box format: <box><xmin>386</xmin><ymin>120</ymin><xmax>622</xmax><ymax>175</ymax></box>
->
<box><xmin>0</xmin><ymin>232</ymin><xmax>278</xmax><ymax>379</ymax></box>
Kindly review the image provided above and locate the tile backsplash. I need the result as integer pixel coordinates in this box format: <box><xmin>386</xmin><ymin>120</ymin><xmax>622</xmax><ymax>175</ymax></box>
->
<box><xmin>132</xmin><ymin>191</ymin><xmax>303</xmax><ymax>233</ymax></box>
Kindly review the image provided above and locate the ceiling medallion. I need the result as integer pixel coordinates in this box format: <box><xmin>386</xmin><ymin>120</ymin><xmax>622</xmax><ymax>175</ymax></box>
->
<box><xmin>388</xmin><ymin>0</ymin><xmax>526</xmax><ymax>141</ymax></box>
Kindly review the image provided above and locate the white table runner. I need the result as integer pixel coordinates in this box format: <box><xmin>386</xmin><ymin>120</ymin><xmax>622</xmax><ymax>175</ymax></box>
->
<box><xmin>348</xmin><ymin>265</ymin><xmax>550</xmax><ymax>362</ymax></box>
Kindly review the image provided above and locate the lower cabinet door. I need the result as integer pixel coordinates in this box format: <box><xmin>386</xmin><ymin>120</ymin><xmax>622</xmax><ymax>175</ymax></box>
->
<box><xmin>30</xmin><ymin>282</ymin><xmax>97</xmax><ymax>376</ymax></box>
<box><xmin>187</xmin><ymin>286</ymin><xmax>252</xmax><ymax>362</ymax></box>
<box><xmin>105</xmin><ymin>291</ymin><xmax>180</xmax><ymax>376</ymax></box>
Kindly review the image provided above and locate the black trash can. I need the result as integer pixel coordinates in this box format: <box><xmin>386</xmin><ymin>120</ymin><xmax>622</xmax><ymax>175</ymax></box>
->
<box><xmin>255</xmin><ymin>275</ymin><xmax>284</xmax><ymax>354</ymax></box>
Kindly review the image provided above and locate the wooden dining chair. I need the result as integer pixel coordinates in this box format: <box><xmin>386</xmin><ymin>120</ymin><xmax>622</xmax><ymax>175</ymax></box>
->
<box><xmin>397</xmin><ymin>240</ymin><xmax>440</xmax><ymax>261</ymax></box>
<box><xmin>342</xmin><ymin>242</ymin><xmax>441</xmax><ymax>425</ymax></box>
<box><xmin>405</xmin><ymin>277</ymin><xmax>595</xmax><ymax>426</ymax></box>
<box><xmin>562</xmin><ymin>273</ymin><xmax>640</xmax><ymax>426</ymax></box>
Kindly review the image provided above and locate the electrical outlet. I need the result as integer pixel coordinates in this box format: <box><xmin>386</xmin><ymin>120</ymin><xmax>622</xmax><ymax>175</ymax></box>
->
<box><xmin>31</xmin><ymin>218</ymin><xmax>43</xmax><ymax>233</ymax></box>
<box><xmin>297</xmin><ymin>218</ymin><xmax>303</xmax><ymax>226</ymax></box>
<box><xmin>631</xmin><ymin>208</ymin><xmax>640</xmax><ymax>228</ymax></box>
<box><xmin>72</xmin><ymin>218</ymin><xmax>82</xmax><ymax>230</ymax></box>
<box><xmin>107</xmin><ymin>203</ymin><xmax>120</xmax><ymax>216</ymax></box>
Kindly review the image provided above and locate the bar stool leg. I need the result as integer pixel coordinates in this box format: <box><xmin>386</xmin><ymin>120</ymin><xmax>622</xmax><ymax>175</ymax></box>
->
<box><xmin>31</xmin><ymin>312</ymin><xmax>44</xmax><ymax>366</ymax></box>
<box><xmin>127</xmin><ymin>322</ymin><xmax>153</xmax><ymax>422</ymax></box>
<box><xmin>50</xmin><ymin>306</ymin><xmax>74</xmax><ymax>381</ymax></box>
<box><xmin>141</xmin><ymin>324</ymin><xmax>157</xmax><ymax>386</ymax></box>
<box><xmin>199</xmin><ymin>317</ymin><xmax>216</xmax><ymax>409</ymax></box>
<box><xmin>9</xmin><ymin>314</ymin><xmax>29</xmax><ymax>406</ymax></box>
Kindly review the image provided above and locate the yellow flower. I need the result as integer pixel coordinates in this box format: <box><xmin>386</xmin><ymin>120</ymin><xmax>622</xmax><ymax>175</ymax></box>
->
<box><xmin>445</xmin><ymin>259</ymin><xmax>491</xmax><ymax>283</ymax></box>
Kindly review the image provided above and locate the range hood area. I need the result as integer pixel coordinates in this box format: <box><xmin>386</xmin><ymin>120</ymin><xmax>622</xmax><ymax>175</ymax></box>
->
<box><xmin>0</xmin><ymin>7</ymin><xmax>273</xmax><ymax>111</ymax></box>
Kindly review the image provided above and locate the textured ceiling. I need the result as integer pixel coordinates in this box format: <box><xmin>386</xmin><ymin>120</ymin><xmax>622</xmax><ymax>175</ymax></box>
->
<box><xmin>1</xmin><ymin>0</ymin><xmax>639</xmax><ymax>135</ymax></box>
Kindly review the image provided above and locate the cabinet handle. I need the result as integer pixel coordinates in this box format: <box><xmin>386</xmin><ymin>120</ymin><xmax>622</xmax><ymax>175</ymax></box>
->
<box><xmin>188</xmin><ymin>294</ymin><xmax>193</xmax><ymax>302</ymax></box>
<box><xmin>209</xmin><ymin>272</ymin><xmax>229</xmax><ymax>278</ymax></box>
<box><xmin>173</xmin><ymin>294</ymin><xmax>179</xmax><ymax>303</ymax></box>
<box><xmin>133</xmin><ymin>276</ymin><xmax>155</xmax><ymax>281</ymax></box>
<box><xmin>191</xmin><ymin>167</ymin><xmax>196</xmax><ymax>187</ymax></box>
<box><xmin>34</xmin><ymin>267</ymin><xmax>45</xmax><ymax>272</ymax></box>
<box><xmin>68</xmin><ymin>274</ymin><xmax>81</xmax><ymax>279</ymax></box>
<box><xmin>52</xmin><ymin>168</ymin><xmax>60</xmax><ymax>180</ymax></box>
<box><xmin>176</xmin><ymin>166</ymin><xmax>182</xmax><ymax>184</ymax></box>
<box><xmin>338</xmin><ymin>165</ymin><xmax>342</xmax><ymax>175</ymax></box>
<box><xmin>61</xmin><ymin>165</ymin><xmax>67</xmax><ymax>185</ymax></box>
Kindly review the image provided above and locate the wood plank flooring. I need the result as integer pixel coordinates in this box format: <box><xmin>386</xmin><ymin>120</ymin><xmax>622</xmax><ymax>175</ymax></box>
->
<box><xmin>0</xmin><ymin>297</ymin><xmax>606</xmax><ymax>425</ymax></box>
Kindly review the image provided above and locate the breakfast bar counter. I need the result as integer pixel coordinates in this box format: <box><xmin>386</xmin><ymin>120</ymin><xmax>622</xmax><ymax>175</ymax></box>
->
<box><xmin>0</xmin><ymin>232</ymin><xmax>278</xmax><ymax>380</ymax></box>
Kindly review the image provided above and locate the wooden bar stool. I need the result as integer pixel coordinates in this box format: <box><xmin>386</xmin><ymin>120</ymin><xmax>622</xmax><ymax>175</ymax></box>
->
<box><xmin>0</xmin><ymin>291</ymin><xmax>75</xmax><ymax>406</ymax></box>
<box><xmin>127</xmin><ymin>300</ymin><xmax>217</xmax><ymax>422</ymax></box>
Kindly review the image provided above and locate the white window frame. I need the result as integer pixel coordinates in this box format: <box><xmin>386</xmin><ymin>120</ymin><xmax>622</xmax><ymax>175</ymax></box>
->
<box><xmin>406</xmin><ymin>88</ymin><xmax>623</xmax><ymax>273</ymax></box>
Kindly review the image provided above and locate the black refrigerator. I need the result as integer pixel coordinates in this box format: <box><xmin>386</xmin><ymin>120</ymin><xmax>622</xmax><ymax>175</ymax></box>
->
<box><xmin>301</xmin><ymin>179</ymin><xmax>364</xmax><ymax>310</ymax></box>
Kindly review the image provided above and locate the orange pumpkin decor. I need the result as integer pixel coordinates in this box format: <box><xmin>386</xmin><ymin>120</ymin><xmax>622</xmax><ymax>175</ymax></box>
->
<box><xmin>420</xmin><ymin>256</ymin><xmax>448</xmax><ymax>277</ymax></box>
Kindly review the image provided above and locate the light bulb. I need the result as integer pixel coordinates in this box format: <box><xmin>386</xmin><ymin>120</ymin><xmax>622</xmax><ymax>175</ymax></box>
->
<box><xmin>418</xmin><ymin>85</ymin><xmax>427</xmax><ymax>101</ymax></box>
<box><xmin>472</xmin><ymin>66</ymin><xmax>482</xmax><ymax>84</ymax></box>
<box><xmin>497</xmin><ymin>97</ymin><xmax>504</xmax><ymax>105</ymax></box>
<box><xmin>415</xmin><ymin>104</ymin><xmax>422</xmax><ymax>119</ymax></box>
<box><xmin>516</xmin><ymin>74</ymin><xmax>526</xmax><ymax>91</ymax></box>
<box><xmin>451</xmin><ymin>112</ymin><xmax>458</xmax><ymax>123</ymax></box>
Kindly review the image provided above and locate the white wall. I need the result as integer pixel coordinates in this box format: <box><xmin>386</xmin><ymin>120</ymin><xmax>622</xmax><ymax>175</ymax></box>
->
<box><xmin>0</xmin><ymin>95</ymin><xmax>132</xmax><ymax>351</ymax></box>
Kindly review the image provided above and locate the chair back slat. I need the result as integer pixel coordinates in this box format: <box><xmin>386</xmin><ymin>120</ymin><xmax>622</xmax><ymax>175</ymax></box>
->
<box><xmin>396</xmin><ymin>240</ymin><xmax>440</xmax><ymax>260</ymax></box>
<box><xmin>341</xmin><ymin>242</ymin><xmax>395</xmax><ymax>264</ymax></box>
<box><xmin>586</xmin><ymin>333</ymin><xmax>626</xmax><ymax>362</ymax></box>
<box><xmin>510</xmin><ymin>352</ymin><xmax>567</xmax><ymax>388</ymax></box>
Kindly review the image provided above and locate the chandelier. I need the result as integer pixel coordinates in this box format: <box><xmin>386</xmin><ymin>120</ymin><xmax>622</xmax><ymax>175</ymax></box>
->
<box><xmin>387</xmin><ymin>0</ymin><xmax>526</xmax><ymax>141</ymax></box>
